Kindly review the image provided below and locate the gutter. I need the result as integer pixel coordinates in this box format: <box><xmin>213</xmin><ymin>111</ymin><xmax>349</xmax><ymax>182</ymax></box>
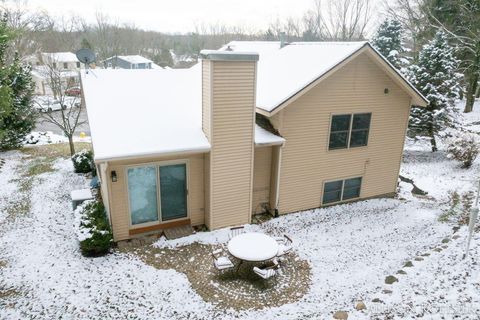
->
<box><xmin>94</xmin><ymin>146</ymin><xmax>211</xmax><ymax>164</ymax></box>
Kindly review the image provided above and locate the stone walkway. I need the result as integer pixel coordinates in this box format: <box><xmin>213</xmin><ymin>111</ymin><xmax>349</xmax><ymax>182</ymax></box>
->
<box><xmin>126</xmin><ymin>242</ymin><xmax>311</xmax><ymax>310</ymax></box>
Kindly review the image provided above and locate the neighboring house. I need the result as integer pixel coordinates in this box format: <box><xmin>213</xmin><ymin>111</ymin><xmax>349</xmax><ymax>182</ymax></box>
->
<box><xmin>81</xmin><ymin>41</ymin><xmax>427</xmax><ymax>242</ymax></box>
<box><xmin>103</xmin><ymin>55</ymin><xmax>160</xmax><ymax>69</ymax></box>
<box><xmin>31</xmin><ymin>66</ymin><xmax>79</xmax><ymax>96</ymax></box>
<box><xmin>27</xmin><ymin>52</ymin><xmax>82</xmax><ymax>95</ymax></box>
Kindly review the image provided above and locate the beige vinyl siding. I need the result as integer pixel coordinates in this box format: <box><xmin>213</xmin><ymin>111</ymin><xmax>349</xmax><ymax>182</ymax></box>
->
<box><xmin>271</xmin><ymin>52</ymin><xmax>411</xmax><ymax>214</ymax></box>
<box><xmin>209</xmin><ymin>61</ymin><xmax>256</xmax><ymax>229</ymax></box>
<box><xmin>202</xmin><ymin>60</ymin><xmax>211</xmax><ymax>140</ymax></box>
<box><xmin>252</xmin><ymin>146</ymin><xmax>272</xmax><ymax>214</ymax></box>
<box><xmin>98</xmin><ymin>163</ymin><xmax>111</xmax><ymax>223</ymax></box>
<box><xmin>106</xmin><ymin>153</ymin><xmax>205</xmax><ymax>241</ymax></box>
<box><xmin>269</xmin><ymin>145</ymin><xmax>282</xmax><ymax>210</ymax></box>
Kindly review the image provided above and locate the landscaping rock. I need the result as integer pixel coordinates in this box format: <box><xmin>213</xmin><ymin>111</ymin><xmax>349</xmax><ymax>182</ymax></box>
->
<box><xmin>442</xmin><ymin>245</ymin><xmax>448</xmax><ymax>249</ymax></box>
<box><xmin>372</xmin><ymin>298</ymin><xmax>383</xmax><ymax>303</ymax></box>
<box><xmin>414</xmin><ymin>257</ymin><xmax>424</xmax><ymax>261</ymax></box>
<box><xmin>442</xmin><ymin>238</ymin><xmax>450</xmax><ymax>244</ymax></box>
<box><xmin>355</xmin><ymin>301</ymin><xmax>366</xmax><ymax>311</ymax></box>
<box><xmin>333</xmin><ymin>311</ymin><xmax>348</xmax><ymax>319</ymax></box>
<box><xmin>433</xmin><ymin>248</ymin><xmax>442</xmax><ymax>252</ymax></box>
<box><xmin>397</xmin><ymin>270</ymin><xmax>407</xmax><ymax>275</ymax></box>
<box><xmin>404</xmin><ymin>261</ymin><xmax>414</xmax><ymax>267</ymax></box>
<box><xmin>452</xmin><ymin>235</ymin><xmax>461</xmax><ymax>240</ymax></box>
<box><xmin>421</xmin><ymin>253</ymin><xmax>430</xmax><ymax>257</ymax></box>
<box><xmin>385</xmin><ymin>275</ymin><xmax>399</xmax><ymax>284</ymax></box>
<box><xmin>382</xmin><ymin>289</ymin><xmax>393</xmax><ymax>294</ymax></box>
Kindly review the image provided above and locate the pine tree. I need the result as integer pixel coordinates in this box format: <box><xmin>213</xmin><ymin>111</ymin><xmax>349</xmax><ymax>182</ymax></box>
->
<box><xmin>0</xmin><ymin>13</ymin><xmax>36</xmax><ymax>150</ymax></box>
<box><xmin>407</xmin><ymin>31</ymin><xmax>462</xmax><ymax>152</ymax></box>
<box><xmin>371</xmin><ymin>19</ymin><xmax>408</xmax><ymax>71</ymax></box>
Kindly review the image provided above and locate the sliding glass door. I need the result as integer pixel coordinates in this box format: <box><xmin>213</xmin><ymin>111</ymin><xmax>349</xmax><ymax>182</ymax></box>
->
<box><xmin>127</xmin><ymin>166</ymin><xmax>159</xmax><ymax>225</ymax></box>
<box><xmin>127</xmin><ymin>162</ymin><xmax>188</xmax><ymax>226</ymax></box>
<box><xmin>159</xmin><ymin>164</ymin><xmax>187</xmax><ymax>221</ymax></box>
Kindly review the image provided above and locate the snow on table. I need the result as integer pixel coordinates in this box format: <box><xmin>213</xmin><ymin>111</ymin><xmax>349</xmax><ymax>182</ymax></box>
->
<box><xmin>70</xmin><ymin>188</ymin><xmax>93</xmax><ymax>202</ymax></box>
<box><xmin>228</xmin><ymin>232</ymin><xmax>279</xmax><ymax>262</ymax></box>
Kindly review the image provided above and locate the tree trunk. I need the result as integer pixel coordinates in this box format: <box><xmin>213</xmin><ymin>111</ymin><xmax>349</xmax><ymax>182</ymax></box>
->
<box><xmin>476</xmin><ymin>81</ymin><xmax>480</xmax><ymax>98</ymax></box>
<box><xmin>428</xmin><ymin>122</ymin><xmax>437</xmax><ymax>152</ymax></box>
<box><xmin>430</xmin><ymin>135</ymin><xmax>437</xmax><ymax>152</ymax></box>
<box><xmin>68</xmin><ymin>136</ymin><xmax>75</xmax><ymax>156</ymax></box>
<box><xmin>464</xmin><ymin>73</ymin><xmax>479</xmax><ymax>113</ymax></box>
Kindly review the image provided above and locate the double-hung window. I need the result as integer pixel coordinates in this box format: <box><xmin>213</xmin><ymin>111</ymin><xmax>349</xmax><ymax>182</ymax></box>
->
<box><xmin>322</xmin><ymin>177</ymin><xmax>362</xmax><ymax>204</ymax></box>
<box><xmin>329</xmin><ymin>113</ymin><xmax>371</xmax><ymax>150</ymax></box>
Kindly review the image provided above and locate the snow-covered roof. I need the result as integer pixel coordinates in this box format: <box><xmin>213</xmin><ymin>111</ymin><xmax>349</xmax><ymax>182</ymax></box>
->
<box><xmin>81</xmin><ymin>66</ymin><xmax>209</xmax><ymax>161</ymax></box>
<box><xmin>222</xmin><ymin>41</ymin><xmax>368</xmax><ymax>112</ymax></box>
<box><xmin>116</xmin><ymin>55</ymin><xmax>153</xmax><ymax>64</ymax></box>
<box><xmin>42</xmin><ymin>52</ymin><xmax>79</xmax><ymax>63</ymax></box>
<box><xmin>81</xmin><ymin>66</ymin><xmax>284</xmax><ymax>161</ymax></box>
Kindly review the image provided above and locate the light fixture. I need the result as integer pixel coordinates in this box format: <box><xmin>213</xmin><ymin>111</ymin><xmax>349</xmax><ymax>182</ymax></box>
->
<box><xmin>111</xmin><ymin>170</ymin><xmax>117</xmax><ymax>182</ymax></box>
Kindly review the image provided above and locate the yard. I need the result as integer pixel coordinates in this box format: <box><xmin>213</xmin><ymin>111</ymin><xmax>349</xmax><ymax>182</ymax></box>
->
<box><xmin>0</xmin><ymin>102</ymin><xmax>479</xmax><ymax>319</ymax></box>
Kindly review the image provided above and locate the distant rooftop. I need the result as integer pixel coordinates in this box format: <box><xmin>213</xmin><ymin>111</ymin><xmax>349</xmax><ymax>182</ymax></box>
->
<box><xmin>42</xmin><ymin>52</ymin><xmax>79</xmax><ymax>62</ymax></box>
<box><xmin>116</xmin><ymin>55</ymin><xmax>153</xmax><ymax>64</ymax></box>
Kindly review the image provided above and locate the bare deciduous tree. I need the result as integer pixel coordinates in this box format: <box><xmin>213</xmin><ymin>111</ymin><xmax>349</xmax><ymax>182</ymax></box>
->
<box><xmin>304</xmin><ymin>0</ymin><xmax>373</xmax><ymax>41</ymax></box>
<box><xmin>37</xmin><ymin>57</ymin><xmax>85</xmax><ymax>155</ymax></box>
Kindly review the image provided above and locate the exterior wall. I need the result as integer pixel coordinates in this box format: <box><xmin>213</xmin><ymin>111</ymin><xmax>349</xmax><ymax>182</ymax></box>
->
<box><xmin>206</xmin><ymin>60</ymin><xmax>257</xmax><ymax>229</ymax></box>
<box><xmin>270</xmin><ymin>52</ymin><xmax>411</xmax><ymax>214</ymax></box>
<box><xmin>104</xmin><ymin>57</ymin><xmax>151</xmax><ymax>69</ymax></box>
<box><xmin>105</xmin><ymin>153</ymin><xmax>206</xmax><ymax>241</ymax></box>
<box><xmin>252</xmin><ymin>146</ymin><xmax>272</xmax><ymax>214</ymax></box>
<box><xmin>98</xmin><ymin>163</ymin><xmax>111</xmax><ymax>223</ymax></box>
<box><xmin>202</xmin><ymin>60</ymin><xmax>211</xmax><ymax>140</ymax></box>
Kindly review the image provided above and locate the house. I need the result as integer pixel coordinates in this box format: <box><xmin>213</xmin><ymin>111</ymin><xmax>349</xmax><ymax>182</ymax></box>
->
<box><xmin>31</xmin><ymin>66</ymin><xmax>79</xmax><ymax>96</ymax></box>
<box><xmin>26</xmin><ymin>52</ymin><xmax>82</xmax><ymax>95</ymax></box>
<box><xmin>103</xmin><ymin>55</ymin><xmax>160</xmax><ymax>69</ymax></box>
<box><xmin>81</xmin><ymin>41</ymin><xmax>427</xmax><ymax>242</ymax></box>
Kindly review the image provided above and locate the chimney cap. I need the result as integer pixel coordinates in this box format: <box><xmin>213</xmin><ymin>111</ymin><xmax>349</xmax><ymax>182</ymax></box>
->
<box><xmin>200</xmin><ymin>50</ymin><xmax>259</xmax><ymax>62</ymax></box>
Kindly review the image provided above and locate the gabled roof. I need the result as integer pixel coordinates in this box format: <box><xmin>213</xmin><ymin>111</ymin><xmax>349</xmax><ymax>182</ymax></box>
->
<box><xmin>116</xmin><ymin>55</ymin><xmax>153</xmax><ymax>64</ymax></box>
<box><xmin>42</xmin><ymin>52</ymin><xmax>78</xmax><ymax>63</ymax></box>
<box><xmin>222</xmin><ymin>41</ymin><xmax>428</xmax><ymax>115</ymax></box>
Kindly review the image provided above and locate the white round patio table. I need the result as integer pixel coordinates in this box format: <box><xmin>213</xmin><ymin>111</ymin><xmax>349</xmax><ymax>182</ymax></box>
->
<box><xmin>227</xmin><ymin>232</ymin><xmax>279</xmax><ymax>262</ymax></box>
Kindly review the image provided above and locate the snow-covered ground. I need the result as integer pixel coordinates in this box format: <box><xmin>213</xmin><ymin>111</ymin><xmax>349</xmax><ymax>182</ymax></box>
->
<box><xmin>23</xmin><ymin>131</ymin><xmax>91</xmax><ymax>145</ymax></box>
<box><xmin>0</xmin><ymin>100</ymin><xmax>479</xmax><ymax>319</ymax></box>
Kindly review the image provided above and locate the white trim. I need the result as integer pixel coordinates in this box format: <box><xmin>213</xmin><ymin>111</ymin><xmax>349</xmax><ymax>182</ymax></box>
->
<box><xmin>124</xmin><ymin>159</ymin><xmax>190</xmax><ymax>230</ymax></box>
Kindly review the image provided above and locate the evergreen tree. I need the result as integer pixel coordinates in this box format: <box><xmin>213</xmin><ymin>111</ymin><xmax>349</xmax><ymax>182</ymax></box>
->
<box><xmin>371</xmin><ymin>19</ymin><xmax>408</xmax><ymax>70</ymax></box>
<box><xmin>407</xmin><ymin>31</ymin><xmax>462</xmax><ymax>152</ymax></box>
<box><xmin>0</xmin><ymin>13</ymin><xmax>36</xmax><ymax>150</ymax></box>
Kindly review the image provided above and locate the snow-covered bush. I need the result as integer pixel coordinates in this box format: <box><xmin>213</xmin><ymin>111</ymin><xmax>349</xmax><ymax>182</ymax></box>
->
<box><xmin>447</xmin><ymin>132</ymin><xmax>480</xmax><ymax>168</ymax></box>
<box><xmin>74</xmin><ymin>199</ymin><xmax>113</xmax><ymax>257</ymax></box>
<box><xmin>71</xmin><ymin>149</ymin><xmax>94</xmax><ymax>174</ymax></box>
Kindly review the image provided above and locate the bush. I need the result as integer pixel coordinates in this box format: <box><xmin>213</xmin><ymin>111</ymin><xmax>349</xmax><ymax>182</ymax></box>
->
<box><xmin>74</xmin><ymin>199</ymin><xmax>113</xmax><ymax>257</ymax></box>
<box><xmin>72</xmin><ymin>149</ymin><xmax>94</xmax><ymax>174</ymax></box>
<box><xmin>446</xmin><ymin>132</ymin><xmax>480</xmax><ymax>168</ymax></box>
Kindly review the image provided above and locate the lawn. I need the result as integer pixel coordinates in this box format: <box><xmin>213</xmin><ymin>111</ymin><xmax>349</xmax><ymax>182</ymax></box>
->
<box><xmin>0</xmin><ymin>103</ymin><xmax>479</xmax><ymax>319</ymax></box>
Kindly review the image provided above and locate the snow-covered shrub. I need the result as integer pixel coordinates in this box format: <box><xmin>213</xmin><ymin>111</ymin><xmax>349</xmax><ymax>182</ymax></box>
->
<box><xmin>74</xmin><ymin>200</ymin><xmax>113</xmax><ymax>257</ymax></box>
<box><xmin>71</xmin><ymin>149</ymin><xmax>94</xmax><ymax>174</ymax></box>
<box><xmin>446</xmin><ymin>132</ymin><xmax>480</xmax><ymax>168</ymax></box>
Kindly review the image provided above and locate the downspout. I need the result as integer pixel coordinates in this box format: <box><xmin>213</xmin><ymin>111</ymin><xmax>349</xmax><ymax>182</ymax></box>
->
<box><xmin>274</xmin><ymin>144</ymin><xmax>284</xmax><ymax>217</ymax></box>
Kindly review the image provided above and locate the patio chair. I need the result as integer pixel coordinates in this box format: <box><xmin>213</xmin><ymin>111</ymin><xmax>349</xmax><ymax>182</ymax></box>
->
<box><xmin>228</xmin><ymin>226</ymin><xmax>245</xmax><ymax>240</ymax></box>
<box><xmin>253</xmin><ymin>259</ymin><xmax>279</xmax><ymax>280</ymax></box>
<box><xmin>212</xmin><ymin>249</ymin><xmax>234</xmax><ymax>271</ymax></box>
<box><xmin>276</xmin><ymin>235</ymin><xmax>293</xmax><ymax>257</ymax></box>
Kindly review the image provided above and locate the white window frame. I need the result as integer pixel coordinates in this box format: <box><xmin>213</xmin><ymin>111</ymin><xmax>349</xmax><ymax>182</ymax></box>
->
<box><xmin>125</xmin><ymin>159</ymin><xmax>190</xmax><ymax>229</ymax></box>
